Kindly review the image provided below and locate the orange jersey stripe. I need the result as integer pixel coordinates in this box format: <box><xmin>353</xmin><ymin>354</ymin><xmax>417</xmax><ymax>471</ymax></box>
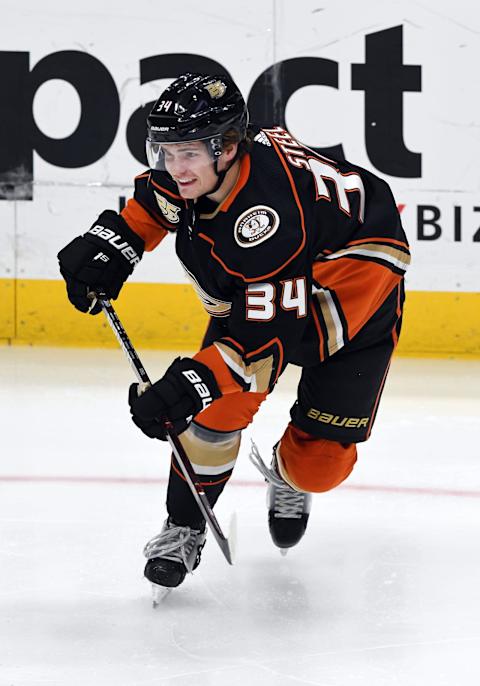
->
<box><xmin>221</xmin><ymin>337</ymin><xmax>245</xmax><ymax>353</ymax></box>
<box><xmin>310</xmin><ymin>299</ymin><xmax>326</xmax><ymax>362</ymax></box>
<box><xmin>219</xmin><ymin>154</ymin><xmax>251</xmax><ymax>212</ymax></box>
<box><xmin>197</xmin><ymin>139</ymin><xmax>306</xmax><ymax>283</ymax></box>
<box><xmin>391</xmin><ymin>284</ymin><xmax>403</xmax><ymax>347</ymax></box>
<box><xmin>268</xmin><ymin>136</ymin><xmax>307</xmax><ymax>258</ymax></box>
<box><xmin>313</xmin><ymin>258</ymin><xmax>402</xmax><ymax>341</ymax></box>
<box><xmin>150</xmin><ymin>178</ymin><xmax>184</xmax><ymax>201</ymax></box>
<box><xmin>121</xmin><ymin>198</ymin><xmax>168</xmax><ymax>251</ymax></box>
<box><xmin>194</xmin><ymin>344</ymin><xmax>243</xmax><ymax>395</ymax></box>
<box><xmin>197</xmin><ymin>230</ymin><xmax>305</xmax><ymax>284</ymax></box>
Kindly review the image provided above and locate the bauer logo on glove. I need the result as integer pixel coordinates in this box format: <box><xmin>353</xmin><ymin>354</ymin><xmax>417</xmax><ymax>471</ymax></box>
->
<box><xmin>128</xmin><ymin>357</ymin><xmax>221</xmax><ymax>440</ymax></box>
<box><xmin>57</xmin><ymin>209</ymin><xmax>145</xmax><ymax>314</ymax></box>
<box><xmin>87</xmin><ymin>224</ymin><xmax>141</xmax><ymax>266</ymax></box>
<box><xmin>181</xmin><ymin>368</ymin><xmax>215</xmax><ymax>412</ymax></box>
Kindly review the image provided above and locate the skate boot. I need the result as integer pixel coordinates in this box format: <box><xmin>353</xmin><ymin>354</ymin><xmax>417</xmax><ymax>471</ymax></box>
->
<box><xmin>250</xmin><ymin>440</ymin><xmax>312</xmax><ymax>554</ymax></box>
<box><xmin>143</xmin><ymin>518</ymin><xmax>206</xmax><ymax>603</ymax></box>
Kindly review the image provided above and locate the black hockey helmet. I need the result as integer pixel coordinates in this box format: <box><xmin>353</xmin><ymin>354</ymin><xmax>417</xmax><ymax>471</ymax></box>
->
<box><xmin>146</xmin><ymin>73</ymin><xmax>249</xmax><ymax>171</ymax></box>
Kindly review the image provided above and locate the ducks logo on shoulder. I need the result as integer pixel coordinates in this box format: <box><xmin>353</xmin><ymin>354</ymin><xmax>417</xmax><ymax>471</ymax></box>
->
<box><xmin>154</xmin><ymin>190</ymin><xmax>181</xmax><ymax>224</ymax></box>
<box><xmin>234</xmin><ymin>206</ymin><xmax>280</xmax><ymax>248</ymax></box>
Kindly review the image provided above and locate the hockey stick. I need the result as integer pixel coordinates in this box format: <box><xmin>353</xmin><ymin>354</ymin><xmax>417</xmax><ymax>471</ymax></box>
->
<box><xmin>92</xmin><ymin>292</ymin><xmax>235</xmax><ymax>566</ymax></box>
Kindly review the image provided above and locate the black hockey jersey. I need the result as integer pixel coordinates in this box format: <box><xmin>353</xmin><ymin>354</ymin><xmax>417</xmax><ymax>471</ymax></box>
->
<box><xmin>121</xmin><ymin>126</ymin><xmax>410</xmax><ymax>398</ymax></box>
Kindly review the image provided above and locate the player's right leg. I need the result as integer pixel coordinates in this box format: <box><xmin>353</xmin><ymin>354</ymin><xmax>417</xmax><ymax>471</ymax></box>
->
<box><xmin>144</xmin><ymin>388</ymin><xmax>267</xmax><ymax>590</ymax></box>
<box><xmin>144</xmin><ymin>419</ymin><xmax>240</xmax><ymax>589</ymax></box>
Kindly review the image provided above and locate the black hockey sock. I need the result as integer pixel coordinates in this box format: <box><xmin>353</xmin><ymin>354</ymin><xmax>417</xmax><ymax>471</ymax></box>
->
<box><xmin>166</xmin><ymin>457</ymin><xmax>231</xmax><ymax>530</ymax></box>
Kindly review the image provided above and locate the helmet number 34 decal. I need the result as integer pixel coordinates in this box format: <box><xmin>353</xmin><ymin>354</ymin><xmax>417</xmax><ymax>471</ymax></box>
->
<box><xmin>246</xmin><ymin>278</ymin><xmax>307</xmax><ymax>321</ymax></box>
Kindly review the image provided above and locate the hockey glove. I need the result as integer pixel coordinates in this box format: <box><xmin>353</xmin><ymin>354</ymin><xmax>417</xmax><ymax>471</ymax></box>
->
<box><xmin>57</xmin><ymin>210</ymin><xmax>144</xmax><ymax>315</ymax></box>
<box><xmin>128</xmin><ymin>358</ymin><xmax>221</xmax><ymax>440</ymax></box>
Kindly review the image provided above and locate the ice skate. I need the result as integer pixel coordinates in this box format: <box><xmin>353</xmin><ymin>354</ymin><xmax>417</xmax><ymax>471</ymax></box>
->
<box><xmin>143</xmin><ymin>518</ymin><xmax>206</xmax><ymax>606</ymax></box>
<box><xmin>250</xmin><ymin>440</ymin><xmax>312</xmax><ymax>554</ymax></box>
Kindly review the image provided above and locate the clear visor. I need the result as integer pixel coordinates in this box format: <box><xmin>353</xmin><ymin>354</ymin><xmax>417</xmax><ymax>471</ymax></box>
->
<box><xmin>145</xmin><ymin>136</ymin><xmax>223</xmax><ymax>172</ymax></box>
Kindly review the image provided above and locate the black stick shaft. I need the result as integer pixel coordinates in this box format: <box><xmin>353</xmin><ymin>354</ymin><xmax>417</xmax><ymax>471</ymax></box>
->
<box><xmin>95</xmin><ymin>294</ymin><xmax>233</xmax><ymax>565</ymax></box>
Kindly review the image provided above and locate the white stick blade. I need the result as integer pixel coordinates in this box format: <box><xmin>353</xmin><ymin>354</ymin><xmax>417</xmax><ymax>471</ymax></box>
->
<box><xmin>228</xmin><ymin>511</ymin><xmax>238</xmax><ymax>564</ymax></box>
<box><xmin>151</xmin><ymin>584</ymin><xmax>171</xmax><ymax>608</ymax></box>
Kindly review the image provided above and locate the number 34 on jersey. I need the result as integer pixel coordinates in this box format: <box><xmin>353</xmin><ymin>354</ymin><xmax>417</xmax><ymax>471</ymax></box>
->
<box><xmin>246</xmin><ymin>277</ymin><xmax>307</xmax><ymax>321</ymax></box>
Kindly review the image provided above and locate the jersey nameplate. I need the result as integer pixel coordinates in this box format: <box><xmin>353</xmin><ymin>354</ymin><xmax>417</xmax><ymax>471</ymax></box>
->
<box><xmin>154</xmin><ymin>190</ymin><xmax>181</xmax><ymax>224</ymax></box>
<box><xmin>234</xmin><ymin>206</ymin><xmax>280</xmax><ymax>248</ymax></box>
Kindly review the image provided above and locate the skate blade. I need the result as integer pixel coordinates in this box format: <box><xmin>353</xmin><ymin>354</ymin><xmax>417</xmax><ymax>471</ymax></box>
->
<box><xmin>151</xmin><ymin>583</ymin><xmax>171</xmax><ymax>608</ymax></box>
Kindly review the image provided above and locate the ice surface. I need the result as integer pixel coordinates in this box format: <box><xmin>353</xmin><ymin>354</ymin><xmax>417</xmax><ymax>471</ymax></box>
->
<box><xmin>1</xmin><ymin>347</ymin><xmax>479</xmax><ymax>685</ymax></box>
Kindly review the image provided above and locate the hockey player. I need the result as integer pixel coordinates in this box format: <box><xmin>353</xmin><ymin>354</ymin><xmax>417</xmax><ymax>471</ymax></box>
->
<box><xmin>57</xmin><ymin>73</ymin><xmax>410</xmax><ymax>593</ymax></box>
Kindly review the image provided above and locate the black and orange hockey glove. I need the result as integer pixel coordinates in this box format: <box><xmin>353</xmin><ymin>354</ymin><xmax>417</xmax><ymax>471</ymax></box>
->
<box><xmin>57</xmin><ymin>210</ymin><xmax>144</xmax><ymax>314</ymax></box>
<box><xmin>128</xmin><ymin>358</ymin><xmax>221</xmax><ymax>440</ymax></box>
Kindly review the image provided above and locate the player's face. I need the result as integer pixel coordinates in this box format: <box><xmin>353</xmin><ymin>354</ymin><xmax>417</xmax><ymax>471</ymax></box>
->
<box><xmin>162</xmin><ymin>142</ymin><xmax>219</xmax><ymax>199</ymax></box>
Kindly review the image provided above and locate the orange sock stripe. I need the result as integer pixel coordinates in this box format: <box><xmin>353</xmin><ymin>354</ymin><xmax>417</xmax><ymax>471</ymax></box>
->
<box><xmin>171</xmin><ymin>460</ymin><xmax>232</xmax><ymax>487</ymax></box>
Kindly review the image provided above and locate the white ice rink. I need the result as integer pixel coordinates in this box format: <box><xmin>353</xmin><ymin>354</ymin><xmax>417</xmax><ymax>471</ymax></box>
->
<box><xmin>1</xmin><ymin>346</ymin><xmax>480</xmax><ymax>686</ymax></box>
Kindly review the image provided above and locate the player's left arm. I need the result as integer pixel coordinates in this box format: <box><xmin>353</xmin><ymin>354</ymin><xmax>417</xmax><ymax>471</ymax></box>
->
<box><xmin>120</xmin><ymin>169</ymin><xmax>187</xmax><ymax>250</ymax></box>
<box><xmin>128</xmin><ymin>270</ymin><xmax>309</xmax><ymax>439</ymax></box>
<box><xmin>311</xmin><ymin>172</ymin><xmax>411</xmax><ymax>351</ymax></box>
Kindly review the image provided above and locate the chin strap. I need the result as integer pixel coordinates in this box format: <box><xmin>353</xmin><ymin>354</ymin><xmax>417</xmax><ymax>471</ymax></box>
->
<box><xmin>209</xmin><ymin>167</ymin><xmax>228</xmax><ymax>194</ymax></box>
<box><xmin>209</xmin><ymin>146</ymin><xmax>242</xmax><ymax>194</ymax></box>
